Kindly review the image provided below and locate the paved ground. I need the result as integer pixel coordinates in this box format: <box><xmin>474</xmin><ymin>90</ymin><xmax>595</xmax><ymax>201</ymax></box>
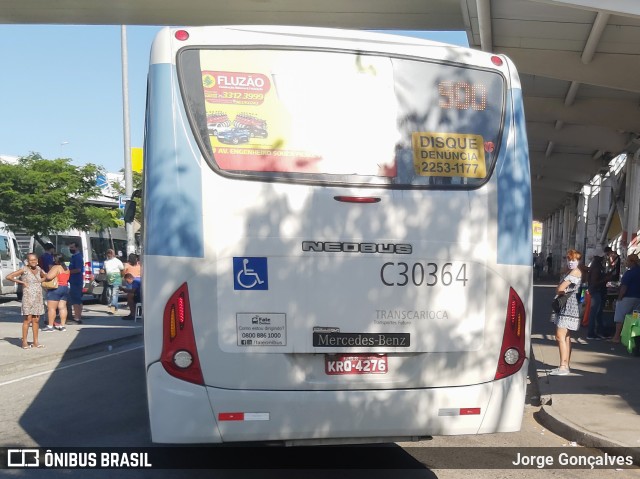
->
<box><xmin>0</xmin><ymin>298</ymin><xmax>142</xmax><ymax>377</ymax></box>
<box><xmin>0</xmin><ymin>285</ymin><xmax>639</xmax><ymax>464</ymax></box>
<box><xmin>531</xmin><ymin>277</ymin><xmax>640</xmax><ymax>463</ymax></box>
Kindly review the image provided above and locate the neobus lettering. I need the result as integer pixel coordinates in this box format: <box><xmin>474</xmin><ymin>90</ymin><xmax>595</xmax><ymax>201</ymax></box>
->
<box><xmin>302</xmin><ymin>241</ymin><xmax>412</xmax><ymax>254</ymax></box>
<box><xmin>419</xmin><ymin>135</ymin><xmax>478</xmax><ymax>150</ymax></box>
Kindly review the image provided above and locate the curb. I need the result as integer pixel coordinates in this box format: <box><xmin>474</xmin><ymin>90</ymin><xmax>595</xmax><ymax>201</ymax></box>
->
<box><xmin>0</xmin><ymin>332</ymin><xmax>143</xmax><ymax>378</ymax></box>
<box><xmin>534</xmin><ymin>406</ymin><xmax>640</xmax><ymax>466</ymax></box>
<box><xmin>528</xmin><ymin>347</ymin><xmax>640</xmax><ymax>466</ymax></box>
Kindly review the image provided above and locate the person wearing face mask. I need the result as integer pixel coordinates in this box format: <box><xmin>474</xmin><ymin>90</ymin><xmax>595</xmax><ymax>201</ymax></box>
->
<box><xmin>586</xmin><ymin>246</ymin><xmax>610</xmax><ymax>340</ymax></box>
<box><xmin>610</xmin><ymin>253</ymin><xmax>640</xmax><ymax>344</ymax></box>
<box><xmin>67</xmin><ymin>241</ymin><xmax>84</xmax><ymax>324</ymax></box>
<box><xmin>549</xmin><ymin>249</ymin><xmax>584</xmax><ymax>376</ymax></box>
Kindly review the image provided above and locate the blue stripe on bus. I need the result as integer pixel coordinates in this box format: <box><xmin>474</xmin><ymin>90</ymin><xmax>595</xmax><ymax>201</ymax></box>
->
<box><xmin>145</xmin><ymin>63</ymin><xmax>204</xmax><ymax>258</ymax></box>
<box><xmin>497</xmin><ymin>89</ymin><xmax>532</xmax><ymax>266</ymax></box>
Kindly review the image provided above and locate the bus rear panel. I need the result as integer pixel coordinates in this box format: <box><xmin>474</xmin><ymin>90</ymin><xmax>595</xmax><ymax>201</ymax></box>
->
<box><xmin>143</xmin><ymin>26</ymin><xmax>532</xmax><ymax>444</ymax></box>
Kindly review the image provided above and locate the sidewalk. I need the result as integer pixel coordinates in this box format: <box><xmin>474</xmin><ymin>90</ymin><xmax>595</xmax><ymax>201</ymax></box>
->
<box><xmin>531</xmin><ymin>278</ymin><xmax>640</xmax><ymax>463</ymax></box>
<box><xmin>0</xmin><ymin>297</ymin><xmax>142</xmax><ymax>378</ymax></box>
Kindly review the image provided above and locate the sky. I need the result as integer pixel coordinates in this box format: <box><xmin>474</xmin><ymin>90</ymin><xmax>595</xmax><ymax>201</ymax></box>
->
<box><xmin>0</xmin><ymin>25</ymin><xmax>468</xmax><ymax>174</ymax></box>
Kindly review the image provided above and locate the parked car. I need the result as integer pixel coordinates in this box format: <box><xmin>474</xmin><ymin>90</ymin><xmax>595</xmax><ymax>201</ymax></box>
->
<box><xmin>207</xmin><ymin>122</ymin><xmax>232</xmax><ymax>137</ymax></box>
<box><xmin>246</xmin><ymin>125</ymin><xmax>268</xmax><ymax>138</ymax></box>
<box><xmin>216</xmin><ymin>128</ymin><xmax>251</xmax><ymax>145</ymax></box>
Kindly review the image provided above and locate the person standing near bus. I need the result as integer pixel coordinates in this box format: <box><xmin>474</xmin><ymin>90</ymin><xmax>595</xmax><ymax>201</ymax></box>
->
<box><xmin>550</xmin><ymin>249</ymin><xmax>584</xmax><ymax>376</ymax></box>
<box><xmin>42</xmin><ymin>254</ymin><xmax>70</xmax><ymax>332</ymax></box>
<box><xmin>67</xmin><ymin>241</ymin><xmax>84</xmax><ymax>324</ymax></box>
<box><xmin>604</xmin><ymin>246</ymin><xmax>621</xmax><ymax>282</ymax></box>
<box><xmin>101</xmin><ymin>249</ymin><xmax>124</xmax><ymax>314</ymax></box>
<box><xmin>6</xmin><ymin>253</ymin><xmax>46</xmax><ymax>349</ymax></box>
<box><xmin>611</xmin><ymin>254</ymin><xmax>640</xmax><ymax>344</ymax></box>
<box><xmin>123</xmin><ymin>253</ymin><xmax>141</xmax><ymax>279</ymax></box>
<box><xmin>38</xmin><ymin>242</ymin><xmax>55</xmax><ymax>273</ymax></box>
<box><xmin>586</xmin><ymin>247</ymin><xmax>609</xmax><ymax>340</ymax></box>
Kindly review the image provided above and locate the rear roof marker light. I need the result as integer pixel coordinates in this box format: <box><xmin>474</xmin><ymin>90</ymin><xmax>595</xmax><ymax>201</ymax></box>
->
<box><xmin>175</xmin><ymin>30</ymin><xmax>189</xmax><ymax>41</ymax></box>
<box><xmin>491</xmin><ymin>56</ymin><xmax>503</xmax><ymax>66</ymax></box>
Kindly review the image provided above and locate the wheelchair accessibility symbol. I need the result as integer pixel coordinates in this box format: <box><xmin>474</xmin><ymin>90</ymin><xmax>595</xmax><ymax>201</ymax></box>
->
<box><xmin>233</xmin><ymin>257</ymin><xmax>269</xmax><ymax>290</ymax></box>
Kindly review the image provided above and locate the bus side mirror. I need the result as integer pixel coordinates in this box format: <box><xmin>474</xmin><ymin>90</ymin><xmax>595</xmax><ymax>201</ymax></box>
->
<box><xmin>123</xmin><ymin>200</ymin><xmax>137</xmax><ymax>223</ymax></box>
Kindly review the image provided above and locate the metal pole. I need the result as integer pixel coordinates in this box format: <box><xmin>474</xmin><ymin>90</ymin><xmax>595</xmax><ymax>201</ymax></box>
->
<box><xmin>121</xmin><ymin>25</ymin><xmax>135</xmax><ymax>254</ymax></box>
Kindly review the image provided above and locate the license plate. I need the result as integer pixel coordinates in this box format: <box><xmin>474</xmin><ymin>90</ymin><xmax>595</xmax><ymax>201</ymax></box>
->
<box><xmin>325</xmin><ymin>354</ymin><xmax>388</xmax><ymax>375</ymax></box>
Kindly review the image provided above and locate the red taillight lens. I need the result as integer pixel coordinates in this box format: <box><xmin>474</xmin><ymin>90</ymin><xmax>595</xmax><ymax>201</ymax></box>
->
<box><xmin>495</xmin><ymin>287</ymin><xmax>526</xmax><ymax>380</ymax></box>
<box><xmin>161</xmin><ymin>283</ymin><xmax>203</xmax><ymax>385</ymax></box>
<box><xmin>175</xmin><ymin>30</ymin><xmax>189</xmax><ymax>41</ymax></box>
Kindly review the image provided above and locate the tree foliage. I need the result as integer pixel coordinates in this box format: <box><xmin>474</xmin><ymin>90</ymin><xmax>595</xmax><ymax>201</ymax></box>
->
<box><xmin>0</xmin><ymin>153</ymin><xmax>121</xmax><ymax>237</ymax></box>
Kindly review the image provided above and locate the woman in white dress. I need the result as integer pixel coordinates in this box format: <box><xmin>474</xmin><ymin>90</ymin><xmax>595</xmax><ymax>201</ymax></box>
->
<box><xmin>550</xmin><ymin>249</ymin><xmax>584</xmax><ymax>376</ymax></box>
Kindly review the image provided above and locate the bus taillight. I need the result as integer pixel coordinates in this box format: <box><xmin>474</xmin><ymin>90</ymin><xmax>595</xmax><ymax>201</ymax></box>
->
<box><xmin>495</xmin><ymin>287</ymin><xmax>526</xmax><ymax>380</ymax></box>
<box><xmin>162</xmin><ymin>283</ymin><xmax>204</xmax><ymax>385</ymax></box>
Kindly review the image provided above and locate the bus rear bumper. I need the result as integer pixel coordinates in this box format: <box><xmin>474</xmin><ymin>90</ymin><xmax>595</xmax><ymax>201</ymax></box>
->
<box><xmin>147</xmin><ymin>360</ymin><xmax>527</xmax><ymax>444</ymax></box>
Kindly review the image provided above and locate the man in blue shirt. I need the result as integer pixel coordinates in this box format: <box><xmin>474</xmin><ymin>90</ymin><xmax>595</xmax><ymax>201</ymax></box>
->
<box><xmin>120</xmin><ymin>273</ymin><xmax>141</xmax><ymax>321</ymax></box>
<box><xmin>67</xmin><ymin>241</ymin><xmax>84</xmax><ymax>324</ymax></box>
<box><xmin>39</xmin><ymin>242</ymin><xmax>55</xmax><ymax>273</ymax></box>
<box><xmin>611</xmin><ymin>253</ymin><xmax>640</xmax><ymax>343</ymax></box>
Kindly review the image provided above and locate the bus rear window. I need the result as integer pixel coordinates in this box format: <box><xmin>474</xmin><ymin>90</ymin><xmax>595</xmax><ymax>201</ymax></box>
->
<box><xmin>178</xmin><ymin>48</ymin><xmax>505</xmax><ymax>189</ymax></box>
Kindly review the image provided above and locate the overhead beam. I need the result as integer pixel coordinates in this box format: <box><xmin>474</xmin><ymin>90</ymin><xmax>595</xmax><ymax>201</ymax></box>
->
<box><xmin>476</xmin><ymin>0</ymin><xmax>492</xmax><ymax>52</ymax></box>
<box><xmin>532</xmin><ymin>179</ymin><xmax>584</xmax><ymax>193</ymax></box>
<box><xmin>523</xmin><ymin>97</ymin><xmax>640</xmax><ymax>132</ymax></box>
<box><xmin>527</xmin><ymin>122</ymin><xmax>630</xmax><ymax>152</ymax></box>
<box><xmin>0</xmin><ymin>0</ymin><xmax>467</xmax><ymax>28</ymax></box>
<box><xmin>528</xmin><ymin>0</ymin><xmax>640</xmax><ymax>18</ymax></box>
<box><xmin>496</xmin><ymin>47</ymin><xmax>640</xmax><ymax>93</ymax></box>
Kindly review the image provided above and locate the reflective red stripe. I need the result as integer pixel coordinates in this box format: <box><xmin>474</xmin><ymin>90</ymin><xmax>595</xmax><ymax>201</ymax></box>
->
<box><xmin>218</xmin><ymin>412</ymin><xmax>244</xmax><ymax>421</ymax></box>
<box><xmin>333</xmin><ymin>196</ymin><xmax>381</xmax><ymax>203</ymax></box>
<box><xmin>460</xmin><ymin>408</ymin><xmax>481</xmax><ymax>415</ymax></box>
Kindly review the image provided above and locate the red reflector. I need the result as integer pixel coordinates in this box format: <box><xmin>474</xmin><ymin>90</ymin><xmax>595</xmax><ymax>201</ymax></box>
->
<box><xmin>334</xmin><ymin>196</ymin><xmax>381</xmax><ymax>203</ymax></box>
<box><xmin>460</xmin><ymin>408</ymin><xmax>481</xmax><ymax>415</ymax></box>
<box><xmin>491</xmin><ymin>55</ymin><xmax>503</xmax><ymax>66</ymax></box>
<box><xmin>175</xmin><ymin>30</ymin><xmax>189</xmax><ymax>41</ymax></box>
<box><xmin>219</xmin><ymin>412</ymin><xmax>244</xmax><ymax>421</ymax></box>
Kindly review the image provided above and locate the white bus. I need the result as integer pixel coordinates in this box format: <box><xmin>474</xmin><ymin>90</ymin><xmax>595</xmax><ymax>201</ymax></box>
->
<box><xmin>143</xmin><ymin>26</ymin><xmax>532</xmax><ymax>445</ymax></box>
<box><xmin>0</xmin><ymin>222</ymin><xmax>24</xmax><ymax>299</ymax></box>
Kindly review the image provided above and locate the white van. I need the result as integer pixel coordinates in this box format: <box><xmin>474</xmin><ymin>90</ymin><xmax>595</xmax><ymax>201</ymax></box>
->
<box><xmin>0</xmin><ymin>222</ymin><xmax>24</xmax><ymax>299</ymax></box>
<box><xmin>30</xmin><ymin>228</ymin><xmax>129</xmax><ymax>303</ymax></box>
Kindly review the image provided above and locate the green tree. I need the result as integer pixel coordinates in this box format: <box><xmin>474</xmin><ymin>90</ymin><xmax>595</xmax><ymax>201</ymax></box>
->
<box><xmin>0</xmin><ymin>153</ymin><xmax>121</xmax><ymax>239</ymax></box>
